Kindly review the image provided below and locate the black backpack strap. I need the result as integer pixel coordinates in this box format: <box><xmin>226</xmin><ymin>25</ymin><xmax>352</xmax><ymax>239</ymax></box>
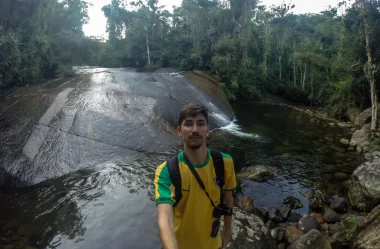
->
<box><xmin>210</xmin><ymin>149</ymin><xmax>225</xmax><ymax>204</ymax></box>
<box><xmin>167</xmin><ymin>154</ymin><xmax>182</xmax><ymax>207</ymax></box>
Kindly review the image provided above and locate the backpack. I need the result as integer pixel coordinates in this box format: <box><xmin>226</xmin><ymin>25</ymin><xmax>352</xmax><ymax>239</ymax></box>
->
<box><xmin>167</xmin><ymin>149</ymin><xmax>225</xmax><ymax>207</ymax></box>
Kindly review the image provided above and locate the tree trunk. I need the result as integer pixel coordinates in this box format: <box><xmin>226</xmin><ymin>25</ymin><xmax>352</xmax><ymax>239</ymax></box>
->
<box><xmin>302</xmin><ymin>64</ymin><xmax>307</xmax><ymax>91</ymax></box>
<box><xmin>293</xmin><ymin>42</ymin><xmax>296</xmax><ymax>87</ymax></box>
<box><xmin>360</xmin><ymin>0</ymin><xmax>377</xmax><ymax>130</ymax></box>
<box><xmin>146</xmin><ymin>29</ymin><xmax>151</xmax><ymax>65</ymax></box>
<box><xmin>279</xmin><ymin>54</ymin><xmax>282</xmax><ymax>80</ymax></box>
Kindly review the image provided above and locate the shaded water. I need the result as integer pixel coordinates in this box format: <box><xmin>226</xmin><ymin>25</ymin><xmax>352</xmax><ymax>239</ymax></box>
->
<box><xmin>209</xmin><ymin>102</ymin><xmax>363</xmax><ymax>214</ymax></box>
<box><xmin>0</xmin><ymin>69</ymin><xmax>363</xmax><ymax>249</ymax></box>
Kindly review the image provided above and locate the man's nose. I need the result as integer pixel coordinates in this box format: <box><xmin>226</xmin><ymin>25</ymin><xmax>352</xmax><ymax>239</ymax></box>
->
<box><xmin>191</xmin><ymin>124</ymin><xmax>199</xmax><ymax>132</ymax></box>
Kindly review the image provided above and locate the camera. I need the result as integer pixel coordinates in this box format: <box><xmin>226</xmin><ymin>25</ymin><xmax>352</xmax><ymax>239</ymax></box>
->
<box><xmin>213</xmin><ymin>203</ymin><xmax>233</xmax><ymax>218</ymax></box>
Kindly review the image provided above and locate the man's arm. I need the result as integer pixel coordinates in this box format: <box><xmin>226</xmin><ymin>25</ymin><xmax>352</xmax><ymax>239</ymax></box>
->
<box><xmin>222</xmin><ymin>191</ymin><xmax>233</xmax><ymax>248</ymax></box>
<box><xmin>157</xmin><ymin>204</ymin><xmax>179</xmax><ymax>249</ymax></box>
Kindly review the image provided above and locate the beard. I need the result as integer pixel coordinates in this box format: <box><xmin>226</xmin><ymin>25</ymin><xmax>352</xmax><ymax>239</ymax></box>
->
<box><xmin>186</xmin><ymin>135</ymin><xmax>203</xmax><ymax>150</ymax></box>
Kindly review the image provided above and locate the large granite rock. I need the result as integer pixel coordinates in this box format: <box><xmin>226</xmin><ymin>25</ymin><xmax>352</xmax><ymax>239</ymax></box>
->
<box><xmin>350</xmin><ymin>130</ymin><xmax>370</xmax><ymax>147</ymax></box>
<box><xmin>348</xmin><ymin>161</ymin><xmax>380</xmax><ymax>210</ymax></box>
<box><xmin>221</xmin><ymin>207</ymin><xmax>277</xmax><ymax>249</ymax></box>
<box><xmin>354</xmin><ymin>107</ymin><xmax>375</xmax><ymax>129</ymax></box>
<box><xmin>284</xmin><ymin>226</ymin><xmax>304</xmax><ymax>244</ymax></box>
<box><xmin>354</xmin><ymin>205</ymin><xmax>380</xmax><ymax>249</ymax></box>
<box><xmin>237</xmin><ymin>165</ymin><xmax>276</xmax><ymax>182</ymax></box>
<box><xmin>288</xmin><ymin>229</ymin><xmax>332</xmax><ymax>249</ymax></box>
<box><xmin>297</xmin><ymin>216</ymin><xmax>321</xmax><ymax>233</ymax></box>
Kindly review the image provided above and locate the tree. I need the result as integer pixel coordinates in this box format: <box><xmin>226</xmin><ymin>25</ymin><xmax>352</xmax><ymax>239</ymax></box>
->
<box><xmin>357</xmin><ymin>0</ymin><xmax>378</xmax><ymax>130</ymax></box>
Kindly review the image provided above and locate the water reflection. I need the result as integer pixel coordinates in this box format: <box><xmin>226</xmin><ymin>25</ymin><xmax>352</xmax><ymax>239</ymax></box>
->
<box><xmin>208</xmin><ymin>102</ymin><xmax>363</xmax><ymax>215</ymax></box>
<box><xmin>0</xmin><ymin>149</ymin><xmax>179</xmax><ymax>249</ymax></box>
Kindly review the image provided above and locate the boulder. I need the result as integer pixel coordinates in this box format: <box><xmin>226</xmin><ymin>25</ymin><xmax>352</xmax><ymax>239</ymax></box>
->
<box><xmin>308</xmin><ymin>199</ymin><xmax>324</xmax><ymax>211</ymax></box>
<box><xmin>354</xmin><ymin>107</ymin><xmax>380</xmax><ymax>129</ymax></box>
<box><xmin>324</xmin><ymin>208</ymin><xmax>340</xmax><ymax>223</ymax></box>
<box><xmin>348</xmin><ymin>161</ymin><xmax>380</xmax><ymax>210</ymax></box>
<box><xmin>239</xmin><ymin>197</ymin><xmax>269</xmax><ymax>222</ymax></box>
<box><xmin>321</xmin><ymin>223</ymin><xmax>329</xmax><ymax>231</ymax></box>
<box><xmin>253</xmin><ymin>206</ymin><xmax>270</xmax><ymax>223</ymax></box>
<box><xmin>372</xmin><ymin>151</ymin><xmax>380</xmax><ymax>158</ymax></box>
<box><xmin>330</xmin><ymin>197</ymin><xmax>349</xmax><ymax>213</ymax></box>
<box><xmin>350</xmin><ymin>130</ymin><xmax>370</xmax><ymax>147</ymax></box>
<box><xmin>237</xmin><ymin>165</ymin><xmax>276</xmax><ymax>182</ymax></box>
<box><xmin>266</xmin><ymin>220</ymin><xmax>276</xmax><ymax>230</ymax></box>
<box><xmin>328</xmin><ymin>223</ymin><xmax>341</xmax><ymax>235</ymax></box>
<box><xmin>284</xmin><ymin>226</ymin><xmax>304</xmax><ymax>244</ymax></box>
<box><xmin>311</xmin><ymin>213</ymin><xmax>325</xmax><ymax>224</ymax></box>
<box><xmin>337</xmin><ymin>122</ymin><xmax>353</xmax><ymax>128</ymax></box>
<box><xmin>288</xmin><ymin>229</ymin><xmax>332</xmax><ymax>249</ymax></box>
<box><xmin>221</xmin><ymin>207</ymin><xmax>277</xmax><ymax>249</ymax></box>
<box><xmin>275</xmin><ymin>204</ymin><xmax>292</xmax><ymax>220</ymax></box>
<box><xmin>340</xmin><ymin>139</ymin><xmax>350</xmax><ymax>146</ymax></box>
<box><xmin>241</xmin><ymin>196</ymin><xmax>254</xmax><ymax>212</ymax></box>
<box><xmin>331</xmin><ymin>145</ymin><xmax>346</xmax><ymax>153</ymax></box>
<box><xmin>329</xmin><ymin>232</ymin><xmax>350</xmax><ymax>249</ymax></box>
<box><xmin>348</xmin><ymin>147</ymin><xmax>355</xmax><ymax>152</ymax></box>
<box><xmin>288</xmin><ymin>211</ymin><xmax>302</xmax><ymax>223</ymax></box>
<box><xmin>354</xmin><ymin>205</ymin><xmax>380</xmax><ymax>249</ymax></box>
<box><xmin>303</xmin><ymin>190</ymin><xmax>315</xmax><ymax>200</ymax></box>
<box><xmin>347</xmin><ymin>108</ymin><xmax>361</xmax><ymax>124</ymax></box>
<box><xmin>270</xmin><ymin>227</ymin><xmax>285</xmax><ymax>241</ymax></box>
<box><xmin>283</xmin><ymin>196</ymin><xmax>303</xmax><ymax>209</ymax></box>
<box><xmin>361</xmin><ymin>123</ymin><xmax>371</xmax><ymax>131</ymax></box>
<box><xmin>270</xmin><ymin>213</ymin><xmax>284</xmax><ymax>223</ymax></box>
<box><xmin>297</xmin><ymin>216</ymin><xmax>321</xmax><ymax>233</ymax></box>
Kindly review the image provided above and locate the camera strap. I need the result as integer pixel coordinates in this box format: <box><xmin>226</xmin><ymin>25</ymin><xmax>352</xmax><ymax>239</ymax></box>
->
<box><xmin>183</xmin><ymin>153</ymin><xmax>223</xmax><ymax>210</ymax></box>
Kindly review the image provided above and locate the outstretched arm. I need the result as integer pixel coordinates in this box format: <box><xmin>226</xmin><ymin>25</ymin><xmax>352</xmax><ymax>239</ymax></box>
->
<box><xmin>157</xmin><ymin>204</ymin><xmax>179</xmax><ymax>249</ymax></box>
<box><xmin>222</xmin><ymin>191</ymin><xmax>233</xmax><ymax>248</ymax></box>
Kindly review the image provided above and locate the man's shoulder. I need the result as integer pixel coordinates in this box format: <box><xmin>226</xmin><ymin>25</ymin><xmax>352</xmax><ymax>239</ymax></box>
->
<box><xmin>209</xmin><ymin>149</ymin><xmax>233</xmax><ymax>160</ymax></box>
<box><xmin>155</xmin><ymin>161</ymin><xmax>168</xmax><ymax>173</ymax></box>
<box><xmin>220</xmin><ymin>152</ymin><xmax>233</xmax><ymax>160</ymax></box>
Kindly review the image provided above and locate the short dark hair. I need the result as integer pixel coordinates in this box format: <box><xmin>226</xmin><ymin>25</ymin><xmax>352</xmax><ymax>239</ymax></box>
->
<box><xmin>178</xmin><ymin>104</ymin><xmax>208</xmax><ymax>126</ymax></box>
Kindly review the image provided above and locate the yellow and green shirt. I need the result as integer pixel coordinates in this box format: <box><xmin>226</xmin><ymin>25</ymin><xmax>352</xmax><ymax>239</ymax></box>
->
<box><xmin>154</xmin><ymin>149</ymin><xmax>236</xmax><ymax>249</ymax></box>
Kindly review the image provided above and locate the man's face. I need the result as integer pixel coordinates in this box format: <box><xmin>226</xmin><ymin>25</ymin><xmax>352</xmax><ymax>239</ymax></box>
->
<box><xmin>177</xmin><ymin>114</ymin><xmax>210</xmax><ymax>150</ymax></box>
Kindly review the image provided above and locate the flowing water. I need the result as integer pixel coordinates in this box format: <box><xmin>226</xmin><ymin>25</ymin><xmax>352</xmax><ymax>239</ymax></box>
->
<box><xmin>0</xmin><ymin>68</ymin><xmax>363</xmax><ymax>249</ymax></box>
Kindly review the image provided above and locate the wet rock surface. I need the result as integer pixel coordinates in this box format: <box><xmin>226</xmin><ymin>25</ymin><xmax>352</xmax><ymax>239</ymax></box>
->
<box><xmin>221</xmin><ymin>208</ymin><xmax>277</xmax><ymax>249</ymax></box>
<box><xmin>0</xmin><ymin>68</ymin><xmax>233</xmax><ymax>186</ymax></box>
<box><xmin>237</xmin><ymin>165</ymin><xmax>276</xmax><ymax>182</ymax></box>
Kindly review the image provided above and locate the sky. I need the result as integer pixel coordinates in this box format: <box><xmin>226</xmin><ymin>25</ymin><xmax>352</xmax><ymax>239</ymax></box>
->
<box><xmin>83</xmin><ymin>0</ymin><xmax>343</xmax><ymax>38</ymax></box>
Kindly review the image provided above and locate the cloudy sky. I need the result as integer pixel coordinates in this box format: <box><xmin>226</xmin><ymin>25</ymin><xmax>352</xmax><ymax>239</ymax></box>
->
<box><xmin>83</xmin><ymin>0</ymin><xmax>343</xmax><ymax>38</ymax></box>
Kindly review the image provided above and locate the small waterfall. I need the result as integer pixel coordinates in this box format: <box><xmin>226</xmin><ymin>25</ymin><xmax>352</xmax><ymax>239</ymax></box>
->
<box><xmin>219</xmin><ymin>119</ymin><xmax>260</xmax><ymax>139</ymax></box>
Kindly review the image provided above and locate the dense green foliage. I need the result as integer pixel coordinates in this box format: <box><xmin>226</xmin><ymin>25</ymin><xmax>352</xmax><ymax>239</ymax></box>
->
<box><xmin>0</xmin><ymin>0</ymin><xmax>94</xmax><ymax>88</ymax></box>
<box><xmin>1</xmin><ymin>0</ymin><xmax>379</xmax><ymax>119</ymax></box>
<box><xmin>98</xmin><ymin>0</ymin><xmax>380</xmax><ymax>117</ymax></box>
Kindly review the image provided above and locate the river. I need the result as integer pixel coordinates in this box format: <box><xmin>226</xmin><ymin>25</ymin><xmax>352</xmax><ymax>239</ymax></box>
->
<box><xmin>0</xmin><ymin>68</ymin><xmax>363</xmax><ymax>249</ymax></box>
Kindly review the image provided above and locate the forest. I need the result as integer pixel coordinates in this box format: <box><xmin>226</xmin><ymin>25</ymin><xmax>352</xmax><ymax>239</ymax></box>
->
<box><xmin>1</xmin><ymin>0</ymin><xmax>380</xmax><ymax>121</ymax></box>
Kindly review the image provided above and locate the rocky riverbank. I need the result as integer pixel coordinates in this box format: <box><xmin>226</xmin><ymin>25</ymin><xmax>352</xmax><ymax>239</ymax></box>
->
<box><xmin>227</xmin><ymin>102</ymin><xmax>380</xmax><ymax>249</ymax></box>
<box><xmin>0</xmin><ymin>221</ymin><xmax>37</xmax><ymax>249</ymax></box>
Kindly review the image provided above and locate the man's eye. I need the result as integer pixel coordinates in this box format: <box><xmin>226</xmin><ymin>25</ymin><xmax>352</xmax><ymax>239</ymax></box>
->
<box><xmin>197</xmin><ymin>121</ymin><xmax>206</xmax><ymax>126</ymax></box>
<box><xmin>184</xmin><ymin>121</ymin><xmax>194</xmax><ymax>127</ymax></box>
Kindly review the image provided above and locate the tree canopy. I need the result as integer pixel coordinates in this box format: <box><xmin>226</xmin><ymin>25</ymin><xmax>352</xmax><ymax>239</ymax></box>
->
<box><xmin>1</xmin><ymin>0</ymin><xmax>379</xmax><ymax>121</ymax></box>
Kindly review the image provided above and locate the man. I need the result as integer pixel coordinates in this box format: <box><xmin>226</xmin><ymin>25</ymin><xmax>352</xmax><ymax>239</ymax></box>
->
<box><xmin>154</xmin><ymin>104</ymin><xmax>237</xmax><ymax>249</ymax></box>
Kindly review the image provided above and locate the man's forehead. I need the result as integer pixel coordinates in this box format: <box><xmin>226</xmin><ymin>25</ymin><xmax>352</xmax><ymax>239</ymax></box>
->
<box><xmin>184</xmin><ymin>115</ymin><xmax>206</xmax><ymax>121</ymax></box>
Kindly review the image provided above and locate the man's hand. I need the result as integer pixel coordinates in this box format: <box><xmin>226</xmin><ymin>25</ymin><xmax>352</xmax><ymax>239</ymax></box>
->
<box><xmin>221</xmin><ymin>232</ymin><xmax>230</xmax><ymax>248</ymax></box>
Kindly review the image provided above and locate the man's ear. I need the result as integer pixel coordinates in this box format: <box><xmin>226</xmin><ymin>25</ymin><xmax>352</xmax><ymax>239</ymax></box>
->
<box><xmin>176</xmin><ymin>126</ymin><xmax>182</xmax><ymax>136</ymax></box>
